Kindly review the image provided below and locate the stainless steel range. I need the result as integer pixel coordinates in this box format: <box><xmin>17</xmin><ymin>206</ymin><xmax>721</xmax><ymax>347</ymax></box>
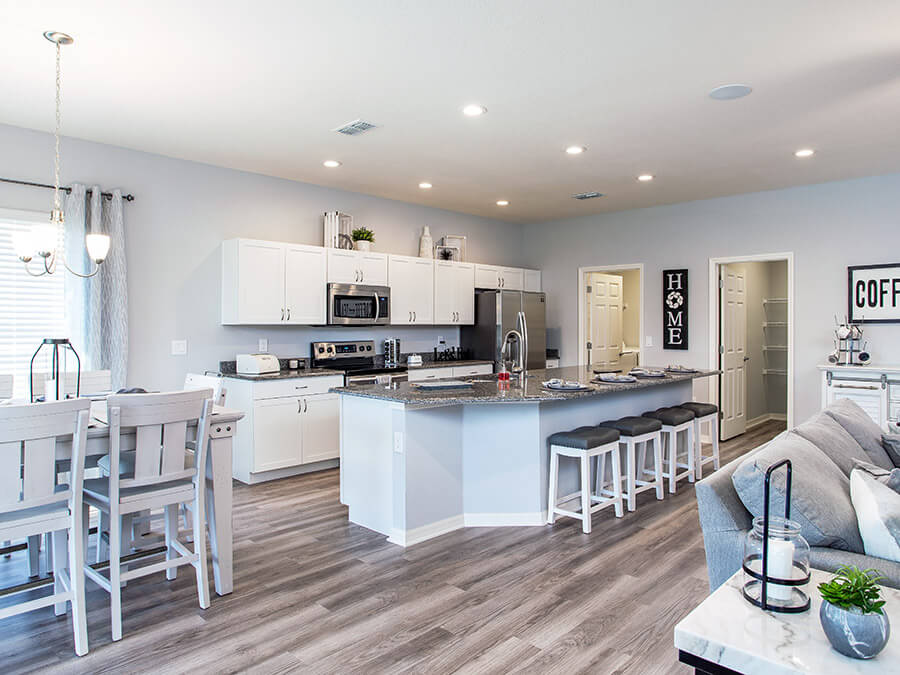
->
<box><xmin>311</xmin><ymin>340</ymin><xmax>408</xmax><ymax>386</ymax></box>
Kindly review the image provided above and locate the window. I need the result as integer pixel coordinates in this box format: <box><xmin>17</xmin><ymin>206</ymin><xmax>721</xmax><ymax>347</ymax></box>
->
<box><xmin>0</xmin><ymin>209</ymin><xmax>68</xmax><ymax>399</ymax></box>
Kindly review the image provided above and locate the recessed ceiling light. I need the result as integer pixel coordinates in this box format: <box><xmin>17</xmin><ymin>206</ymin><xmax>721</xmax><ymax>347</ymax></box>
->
<box><xmin>708</xmin><ymin>84</ymin><xmax>753</xmax><ymax>100</ymax></box>
<box><xmin>637</xmin><ymin>174</ymin><xmax>654</xmax><ymax>182</ymax></box>
<box><xmin>419</xmin><ymin>182</ymin><xmax>432</xmax><ymax>189</ymax></box>
<box><xmin>565</xmin><ymin>145</ymin><xmax>586</xmax><ymax>155</ymax></box>
<box><xmin>794</xmin><ymin>148</ymin><xmax>815</xmax><ymax>158</ymax></box>
<box><xmin>323</xmin><ymin>160</ymin><xmax>341</xmax><ymax>168</ymax></box>
<box><xmin>496</xmin><ymin>200</ymin><xmax>509</xmax><ymax>206</ymax></box>
<box><xmin>463</xmin><ymin>104</ymin><xmax>487</xmax><ymax>117</ymax></box>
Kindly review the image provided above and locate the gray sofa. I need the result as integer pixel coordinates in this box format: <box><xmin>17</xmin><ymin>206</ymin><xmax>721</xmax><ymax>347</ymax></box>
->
<box><xmin>696</xmin><ymin>400</ymin><xmax>900</xmax><ymax>591</ymax></box>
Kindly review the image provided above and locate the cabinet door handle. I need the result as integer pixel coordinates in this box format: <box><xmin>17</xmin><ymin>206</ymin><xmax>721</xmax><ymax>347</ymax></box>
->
<box><xmin>361</xmin><ymin>270</ymin><xmax>364</xmax><ymax>283</ymax></box>
<box><xmin>303</xmin><ymin>399</ymin><xmax>308</xmax><ymax>413</ymax></box>
<box><xmin>298</xmin><ymin>399</ymin><xmax>302</xmax><ymax>413</ymax></box>
<box><xmin>295</xmin><ymin>385</ymin><xmax>308</xmax><ymax>390</ymax></box>
<box><xmin>409</xmin><ymin>311</ymin><xmax>412</xmax><ymax>322</ymax></box>
<box><xmin>413</xmin><ymin>311</ymin><xmax>416</xmax><ymax>322</ymax></box>
<box><xmin>286</xmin><ymin>308</ymin><xmax>291</xmax><ymax>321</ymax></box>
<box><xmin>281</xmin><ymin>308</ymin><xmax>285</xmax><ymax>321</ymax></box>
<box><xmin>834</xmin><ymin>384</ymin><xmax>878</xmax><ymax>391</ymax></box>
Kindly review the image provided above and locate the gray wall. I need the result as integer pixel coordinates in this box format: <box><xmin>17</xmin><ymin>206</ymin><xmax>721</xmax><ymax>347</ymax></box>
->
<box><xmin>522</xmin><ymin>174</ymin><xmax>900</xmax><ymax>424</ymax></box>
<box><xmin>0</xmin><ymin>123</ymin><xmax>526</xmax><ymax>390</ymax></box>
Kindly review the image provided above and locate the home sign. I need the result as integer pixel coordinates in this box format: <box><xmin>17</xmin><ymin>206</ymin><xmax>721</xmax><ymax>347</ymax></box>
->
<box><xmin>663</xmin><ymin>269</ymin><xmax>688</xmax><ymax>350</ymax></box>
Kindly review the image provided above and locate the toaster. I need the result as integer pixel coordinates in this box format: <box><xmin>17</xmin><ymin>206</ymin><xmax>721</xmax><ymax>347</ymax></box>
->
<box><xmin>236</xmin><ymin>353</ymin><xmax>280</xmax><ymax>375</ymax></box>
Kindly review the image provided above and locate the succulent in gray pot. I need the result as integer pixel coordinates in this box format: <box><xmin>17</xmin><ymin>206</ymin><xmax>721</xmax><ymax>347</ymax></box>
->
<box><xmin>818</xmin><ymin>565</ymin><xmax>890</xmax><ymax>659</ymax></box>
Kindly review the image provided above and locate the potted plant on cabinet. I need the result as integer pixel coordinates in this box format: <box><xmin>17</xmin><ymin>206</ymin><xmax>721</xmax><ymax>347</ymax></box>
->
<box><xmin>351</xmin><ymin>227</ymin><xmax>375</xmax><ymax>252</ymax></box>
<box><xmin>818</xmin><ymin>565</ymin><xmax>890</xmax><ymax>659</ymax></box>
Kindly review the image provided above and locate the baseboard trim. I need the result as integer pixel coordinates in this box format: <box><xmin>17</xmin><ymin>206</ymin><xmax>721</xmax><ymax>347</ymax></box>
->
<box><xmin>240</xmin><ymin>459</ymin><xmax>339</xmax><ymax>485</ymax></box>
<box><xmin>388</xmin><ymin>515</ymin><xmax>465</xmax><ymax>547</ymax></box>
<box><xmin>747</xmin><ymin>413</ymin><xmax>787</xmax><ymax>430</ymax></box>
<box><xmin>387</xmin><ymin>511</ymin><xmax>547</xmax><ymax>547</ymax></box>
<box><xmin>464</xmin><ymin>512</ymin><xmax>546</xmax><ymax>527</ymax></box>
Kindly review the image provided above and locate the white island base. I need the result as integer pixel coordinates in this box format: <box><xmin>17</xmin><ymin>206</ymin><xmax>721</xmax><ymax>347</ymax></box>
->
<box><xmin>339</xmin><ymin>377</ymin><xmax>695</xmax><ymax>546</ymax></box>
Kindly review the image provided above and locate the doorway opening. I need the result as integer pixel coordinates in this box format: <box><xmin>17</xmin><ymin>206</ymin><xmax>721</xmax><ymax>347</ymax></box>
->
<box><xmin>577</xmin><ymin>264</ymin><xmax>643</xmax><ymax>371</ymax></box>
<box><xmin>708</xmin><ymin>253</ymin><xmax>794</xmax><ymax>441</ymax></box>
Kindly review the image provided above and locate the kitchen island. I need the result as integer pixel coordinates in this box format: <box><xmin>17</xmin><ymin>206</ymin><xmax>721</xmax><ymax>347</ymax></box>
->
<box><xmin>335</xmin><ymin>366</ymin><xmax>718</xmax><ymax>546</ymax></box>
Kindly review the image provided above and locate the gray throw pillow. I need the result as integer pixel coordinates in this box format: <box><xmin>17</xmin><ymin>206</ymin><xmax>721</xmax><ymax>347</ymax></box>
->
<box><xmin>850</xmin><ymin>468</ymin><xmax>900</xmax><ymax>563</ymax></box>
<box><xmin>824</xmin><ymin>398</ymin><xmax>893</xmax><ymax>469</ymax></box>
<box><xmin>852</xmin><ymin>459</ymin><xmax>900</xmax><ymax>493</ymax></box>
<box><xmin>732</xmin><ymin>431</ymin><xmax>864</xmax><ymax>552</ymax></box>
<box><xmin>883</xmin><ymin>434</ymin><xmax>900</xmax><ymax>468</ymax></box>
<box><xmin>793</xmin><ymin>412</ymin><xmax>867</xmax><ymax>476</ymax></box>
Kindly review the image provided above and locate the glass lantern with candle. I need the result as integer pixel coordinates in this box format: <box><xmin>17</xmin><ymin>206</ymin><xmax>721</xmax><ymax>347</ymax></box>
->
<box><xmin>741</xmin><ymin>459</ymin><xmax>811</xmax><ymax>613</ymax></box>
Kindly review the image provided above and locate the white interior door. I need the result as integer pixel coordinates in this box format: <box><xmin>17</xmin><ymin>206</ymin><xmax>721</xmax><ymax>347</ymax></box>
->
<box><xmin>588</xmin><ymin>273</ymin><xmax>624</xmax><ymax>370</ymax></box>
<box><xmin>720</xmin><ymin>264</ymin><xmax>748</xmax><ymax>440</ymax></box>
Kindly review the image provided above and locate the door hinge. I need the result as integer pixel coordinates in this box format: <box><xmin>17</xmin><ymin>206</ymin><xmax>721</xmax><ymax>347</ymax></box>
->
<box><xmin>719</xmin><ymin>345</ymin><xmax>725</xmax><ymax>355</ymax></box>
<box><xmin>586</xmin><ymin>341</ymin><xmax>593</xmax><ymax>350</ymax></box>
<box><xmin>586</xmin><ymin>285</ymin><xmax>592</xmax><ymax>294</ymax></box>
<box><xmin>718</xmin><ymin>278</ymin><xmax>724</xmax><ymax>289</ymax></box>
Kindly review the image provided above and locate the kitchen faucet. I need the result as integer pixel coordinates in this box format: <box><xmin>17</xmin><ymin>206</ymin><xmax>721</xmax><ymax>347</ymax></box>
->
<box><xmin>501</xmin><ymin>329</ymin><xmax>525</xmax><ymax>374</ymax></box>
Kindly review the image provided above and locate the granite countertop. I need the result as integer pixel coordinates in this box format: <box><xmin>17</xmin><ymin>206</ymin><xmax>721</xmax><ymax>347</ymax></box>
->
<box><xmin>333</xmin><ymin>365</ymin><xmax>719</xmax><ymax>409</ymax></box>
<box><xmin>222</xmin><ymin>368</ymin><xmax>345</xmax><ymax>381</ymax></box>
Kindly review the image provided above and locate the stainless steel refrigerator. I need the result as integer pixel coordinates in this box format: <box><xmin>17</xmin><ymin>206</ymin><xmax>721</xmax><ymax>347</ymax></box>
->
<box><xmin>460</xmin><ymin>290</ymin><xmax>547</xmax><ymax>370</ymax></box>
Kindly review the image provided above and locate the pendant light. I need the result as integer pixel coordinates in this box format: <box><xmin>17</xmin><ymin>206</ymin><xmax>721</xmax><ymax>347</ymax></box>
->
<box><xmin>15</xmin><ymin>31</ymin><xmax>110</xmax><ymax>278</ymax></box>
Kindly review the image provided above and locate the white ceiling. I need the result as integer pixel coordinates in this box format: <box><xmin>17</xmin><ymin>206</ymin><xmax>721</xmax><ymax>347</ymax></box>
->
<box><xmin>2</xmin><ymin>1</ymin><xmax>900</xmax><ymax>224</ymax></box>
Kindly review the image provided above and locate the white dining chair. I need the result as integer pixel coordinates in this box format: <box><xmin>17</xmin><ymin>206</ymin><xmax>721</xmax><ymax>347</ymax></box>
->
<box><xmin>83</xmin><ymin>389</ymin><xmax>214</xmax><ymax>641</ymax></box>
<box><xmin>184</xmin><ymin>372</ymin><xmax>227</xmax><ymax>406</ymax></box>
<box><xmin>0</xmin><ymin>398</ymin><xmax>91</xmax><ymax>656</ymax></box>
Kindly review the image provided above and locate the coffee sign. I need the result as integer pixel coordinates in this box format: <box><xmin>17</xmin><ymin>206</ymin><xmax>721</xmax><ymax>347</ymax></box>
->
<box><xmin>663</xmin><ymin>269</ymin><xmax>688</xmax><ymax>350</ymax></box>
<box><xmin>848</xmin><ymin>263</ymin><xmax>900</xmax><ymax>324</ymax></box>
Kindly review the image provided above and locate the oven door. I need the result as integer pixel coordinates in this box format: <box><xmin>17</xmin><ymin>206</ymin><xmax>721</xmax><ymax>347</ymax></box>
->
<box><xmin>327</xmin><ymin>284</ymin><xmax>390</xmax><ymax>325</ymax></box>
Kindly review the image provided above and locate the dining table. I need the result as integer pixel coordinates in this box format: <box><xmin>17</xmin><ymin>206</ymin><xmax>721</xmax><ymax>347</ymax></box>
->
<box><xmin>50</xmin><ymin>401</ymin><xmax>245</xmax><ymax>596</ymax></box>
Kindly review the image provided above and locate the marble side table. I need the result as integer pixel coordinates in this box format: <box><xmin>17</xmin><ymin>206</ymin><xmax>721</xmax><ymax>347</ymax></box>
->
<box><xmin>675</xmin><ymin>568</ymin><xmax>900</xmax><ymax>674</ymax></box>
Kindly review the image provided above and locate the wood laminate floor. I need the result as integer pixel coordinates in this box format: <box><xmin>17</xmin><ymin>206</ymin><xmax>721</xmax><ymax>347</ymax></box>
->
<box><xmin>0</xmin><ymin>421</ymin><xmax>785</xmax><ymax>674</ymax></box>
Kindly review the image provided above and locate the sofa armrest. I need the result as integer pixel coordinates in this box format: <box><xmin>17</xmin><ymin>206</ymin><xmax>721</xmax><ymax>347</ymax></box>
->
<box><xmin>810</xmin><ymin>547</ymin><xmax>900</xmax><ymax>590</ymax></box>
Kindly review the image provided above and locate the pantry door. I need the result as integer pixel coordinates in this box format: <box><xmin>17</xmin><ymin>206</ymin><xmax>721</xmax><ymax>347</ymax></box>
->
<box><xmin>720</xmin><ymin>264</ymin><xmax>748</xmax><ymax>440</ymax></box>
<box><xmin>588</xmin><ymin>273</ymin><xmax>624</xmax><ymax>370</ymax></box>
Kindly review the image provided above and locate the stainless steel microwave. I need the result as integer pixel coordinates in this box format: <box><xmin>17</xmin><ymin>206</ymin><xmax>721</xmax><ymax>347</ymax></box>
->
<box><xmin>327</xmin><ymin>283</ymin><xmax>391</xmax><ymax>325</ymax></box>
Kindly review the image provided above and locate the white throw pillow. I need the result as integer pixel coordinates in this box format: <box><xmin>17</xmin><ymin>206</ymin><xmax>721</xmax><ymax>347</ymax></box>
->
<box><xmin>850</xmin><ymin>468</ymin><xmax>900</xmax><ymax>563</ymax></box>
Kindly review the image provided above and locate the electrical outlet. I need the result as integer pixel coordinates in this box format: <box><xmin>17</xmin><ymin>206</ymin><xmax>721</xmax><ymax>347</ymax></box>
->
<box><xmin>258</xmin><ymin>338</ymin><xmax>268</xmax><ymax>353</ymax></box>
<box><xmin>171</xmin><ymin>340</ymin><xmax>187</xmax><ymax>356</ymax></box>
<box><xmin>645</xmin><ymin>335</ymin><xmax>653</xmax><ymax>347</ymax></box>
<box><xmin>393</xmin><ymin>431</ymin><xmax>404</xmax><ymax>454</ymax></box>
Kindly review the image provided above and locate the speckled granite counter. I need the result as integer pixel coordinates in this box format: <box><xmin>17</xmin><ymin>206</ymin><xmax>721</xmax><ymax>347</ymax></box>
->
<box><xmin>334</xmin><ymin>366</ymin><xmax>717</xmax><ymax>409</ymax></box>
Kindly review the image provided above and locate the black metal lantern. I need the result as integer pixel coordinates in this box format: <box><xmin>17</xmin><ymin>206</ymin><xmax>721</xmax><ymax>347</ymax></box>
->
<box><xmin>29</xmin><ymin>338</ymin><xmax>81</xmax><ymax>403</ymax></box>
<box><xmin>741</xmin><ymin>459</ymin><xmax>811</xmax><ymax>613</ymax></box>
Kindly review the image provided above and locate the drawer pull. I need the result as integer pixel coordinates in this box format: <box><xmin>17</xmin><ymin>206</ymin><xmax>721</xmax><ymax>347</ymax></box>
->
<box><xmin>295</xmin><ymin>385</ymin><xmax>308</xmax><ymax>390</ymax></box>
<box><xmin>834</xmin><ymin>384</ymin><xmax>878</xmax><ymax>390</ymax></box>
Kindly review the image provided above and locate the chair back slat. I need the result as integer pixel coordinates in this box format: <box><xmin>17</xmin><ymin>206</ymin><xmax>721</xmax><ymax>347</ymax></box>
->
<box><xmin>133</xmin><ymin>425</ymin><xmax>163</xmax><ymax>480</ymax></box>
<box><xmin>0</xmin><ymin>399</ymin><xmax>90</xmax><ymax>515</ymax></box>
<box><xmin>184</xmin><ymin>373</ymin><xmax>226</xmax><ymax>406</ymax></box>
<box><xmin>161</xmin><ymin>421</ymin><xmax>188</xmax><ymax>474</ymax></box>
<box><xmin>106</xmin><ymin>389</ymin><xmax>213</xmax><ymax>492</ymax></box>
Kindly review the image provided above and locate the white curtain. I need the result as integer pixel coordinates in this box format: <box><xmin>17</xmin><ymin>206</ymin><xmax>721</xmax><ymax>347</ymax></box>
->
<box><xmin>64</xmin><ymin>183</ymin><xmax>128</xmax><ymax>389</ymax></box>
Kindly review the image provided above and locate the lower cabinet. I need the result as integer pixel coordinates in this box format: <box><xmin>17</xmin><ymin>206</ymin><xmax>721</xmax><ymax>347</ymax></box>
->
<box><xmin>407</xmin><ymin>363</ymin><xmax>493</xmax><ymax>382</ymax></box>
<box><xmin>229</xmin><ymin>374</ymin><xmax>344</xmax><ymax>483</ymax></box>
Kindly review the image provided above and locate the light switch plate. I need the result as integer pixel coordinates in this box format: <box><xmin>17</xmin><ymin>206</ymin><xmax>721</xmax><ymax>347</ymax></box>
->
<box><xmin>171</xmin><ymin>340</ymin><xmax>187</xmax><ymax>356</ymax></box>
<box><xmin>258</xmin><ymin>338</ymin><xmax>268</xmax><ymax>353</ymax></box>
<box><xmin>393</xmin><ymin>431</ymin><xmax>403</xmax><ymax>454</ymax></box>
<box><xmin>645</xmin><ymin>335</ymin><xmax>653</xmax><ymax>347</ymax></box>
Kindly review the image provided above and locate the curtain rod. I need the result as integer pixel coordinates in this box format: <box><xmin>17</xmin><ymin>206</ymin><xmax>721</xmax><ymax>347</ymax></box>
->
<box><xmin>0</xmin><ymin>177</ymin><xmax>135</xmax><ymax>202</ymax></box>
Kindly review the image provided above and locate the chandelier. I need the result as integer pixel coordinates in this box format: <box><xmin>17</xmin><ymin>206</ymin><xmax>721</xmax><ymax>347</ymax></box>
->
<box><xmin>14</xmin><ymin>31</ymin><xmax>110</xmax><ymax>278</ymax></box>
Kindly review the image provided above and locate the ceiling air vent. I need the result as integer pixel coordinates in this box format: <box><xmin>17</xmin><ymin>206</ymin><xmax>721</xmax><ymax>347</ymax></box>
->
<box><xmin>572</xmin><ymin>191</ymin><xmax>604</xmax><ymax>200</ymax></box>
<box><xmin>332</xmin><ymin>119</ymin><xmax>380</xmax><ymax>136</ymax></box>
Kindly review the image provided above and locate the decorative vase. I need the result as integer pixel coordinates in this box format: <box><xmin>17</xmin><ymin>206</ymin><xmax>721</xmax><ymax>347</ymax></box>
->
<box><xmin>419</xmin><ymin>226</ymin><xmax>433</xmax><ymax>258</ymax></box>
<box><xmin>820</xmin><ymin>600</ymin><xmax>890</xmax><ymax>659</ymax></box>
<box><xmin>354</xmin><ymin>240</ymin><xmax>371</xmax><ymax>252</ymax></box>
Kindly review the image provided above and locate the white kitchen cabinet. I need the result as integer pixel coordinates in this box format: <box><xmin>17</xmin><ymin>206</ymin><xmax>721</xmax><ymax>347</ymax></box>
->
<box><xmin>524</xmin><ymin>269</ymin><xmax>542</xmax><ymax>292</ymax></box>
<box><xmin>222</xmin><ymin>239</ymin><xmax>326</xmax><ymax>325</ymax></box>
<box><xmin>228</xmin><ymin>374</ymin><xmax>345</xmax><ymax>483</ymax></box>
<box><xmin>474</xmin><ymin>264</ymin><xmax>523</xmax><ymax>291</ymax></box>
<box><xmin>327</xmin><ymin>249</ymin><xmax>388</xmax><ymax>286</ymax></box>
<box><xmin>408</xmin><ymin>367</ymin><xmax>455</xmax><ymax>382</ymax></box>
<box><xmin>434</xmin><ymin>261</ymin><xmax>475</xmax><ymax>324</ymax></box>
<box><xmin>251</xmin><ymin>397</ymin><xmax>302</xmax><ymax>472</ymax></box>
<box><xmin>300</xmin><ymin>393</ymin><xmax>340</xmax><ymax>463</ymax></box>
<box><xmin>389</xmin><ymin>255</ymin><xmax>434</xmax><ymax>325</ymax></box>
<box><xmin>452</xmin><ymin>364</ymin><xmax>494</xmax><ymax>377</ymax></box>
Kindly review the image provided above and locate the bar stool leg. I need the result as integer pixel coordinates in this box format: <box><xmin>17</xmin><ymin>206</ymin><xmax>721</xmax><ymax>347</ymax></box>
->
<box><xmin>625</xmin><ymin>440</ymin><xmax>636</xmax><ymax>512</ymax></box>
<box><xmin>610</xmin><ymin>445</ymin><xmax>624</xmax><ymax>517</ymax></box>
<box><xmin>665</xmin><ymin>430</ymin><xmax>676</xmax><ymax>494</ymax></box>
<box><xmin>652</xmin><ymin>435</ymin><xmax>664</xmax><ymax>499</ymax></box>
<box><xmin>711</xmin><ymin>415</ymin><xmax>721</xmax><ymax>469</ymax></box>
<box><xmin>686</xmin><ymin>423</ymin><xmax>696</xmax><ymax>483</ymax></box>
<box><xmin>547</xmin><ymin>449</ymin><xmax>559</xmax><ymax>524</ymax></box>
<box><xmin>580</xmin><ymin>453</ymin><xmax>591</xmax><ymax>534</ymax></box>
<box><xmin>595</xmin><ymin>452</ymin><xmax>607</xmax><ymax>497</ymax></box>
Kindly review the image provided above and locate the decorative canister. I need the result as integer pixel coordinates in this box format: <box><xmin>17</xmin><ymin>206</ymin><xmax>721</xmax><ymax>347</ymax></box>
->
<box><xmin>419</xmin><ymin>226</ymin><xmax>433</xmax><ymax>258</ymax></box>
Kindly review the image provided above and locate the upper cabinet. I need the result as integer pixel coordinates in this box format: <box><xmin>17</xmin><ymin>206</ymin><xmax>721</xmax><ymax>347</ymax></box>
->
<box><xmin>326</xmin><ymin>249</ymin><xmax>388</xmax><ymax>286</ymax></box>
<box><xmin>474</xmin><ymin>264</ymin><xmax>524</xmax><ymax>291</ymax></box>
<box><xmin>389</xmin><ymin>255</ymin><xmax>434</xmax><ymax>325</ymax></box>
<box><xmin>222</xmin><ymin>239</ymin><xmax>326</xmax><ymax>325</ymax></box>
<box><xmin>434</xmin><ymin>261</ymin><xmax>475</xmax><ymax>324</ymax></box>
<box><xmin>524</xmin><ymin>269</ymin><xmax>542</xmax><ymax>292</ymax></box>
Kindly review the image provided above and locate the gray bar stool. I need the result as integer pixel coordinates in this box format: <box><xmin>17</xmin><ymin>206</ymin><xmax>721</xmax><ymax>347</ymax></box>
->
<box><xmin>547</xmin><ymin>426</ymin><xmax>624</xmax><ymax>533</ymax></box>
<box><xmin>642</xmin><ymin>407</ymin><xmax>696</xmax><ymax>493</ymax></box>
<box><xmin>679</xmin><ymin>402</ymin><xmax>720</xmax><ymax>479</ymax></box>
<box><xmin>598</xmin><ymin>416</ymin><xmax>663</xmax><ymax>511</ymax></box>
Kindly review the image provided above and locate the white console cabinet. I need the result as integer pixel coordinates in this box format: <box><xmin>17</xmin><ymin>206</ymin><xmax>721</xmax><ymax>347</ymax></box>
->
<box><xmin>228</xmin><ymin>374</ymin><xmax>344</xmax><ymax>484</ymax></box>
<box><xmin>819</xmin><ymin>364</ymin><xmax>900</xmax><ymax>429</ymax></box>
